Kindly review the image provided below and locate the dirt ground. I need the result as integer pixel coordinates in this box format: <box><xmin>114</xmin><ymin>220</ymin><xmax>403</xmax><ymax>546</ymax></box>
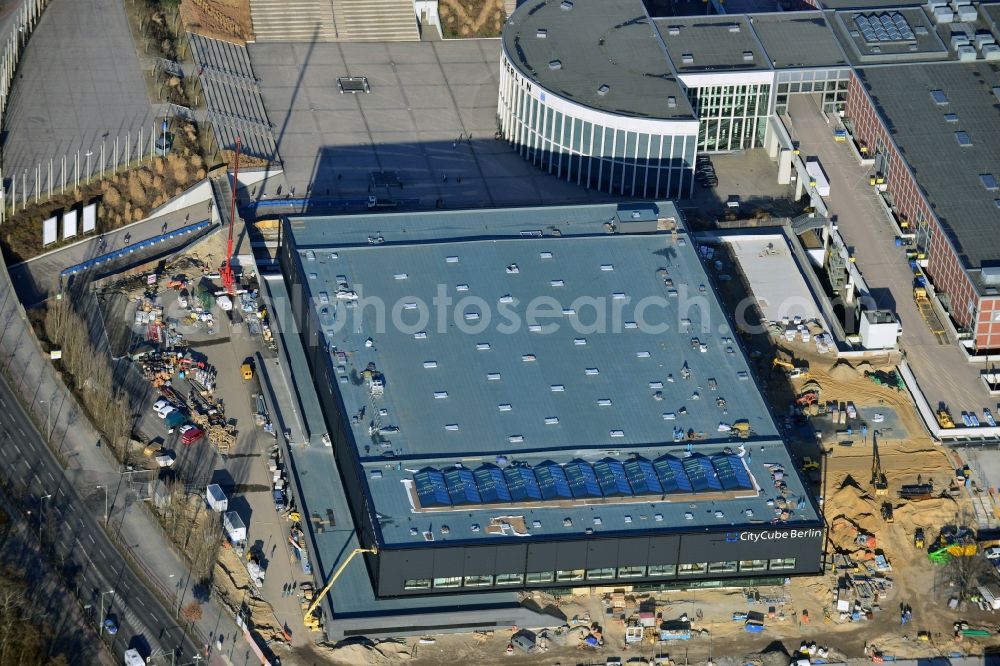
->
<box><xmin>438</xmin><ymin>0</ymin><xmax>505</xmax><ymax>38</ymax></box>
<box><xmin>179</xmin><ymin>0</ymin><xmax>254</xmax><ymax>44</ymax></box>
<box><xmin>279</xmin><ymin>339</ymin><xmax>1000</xmax><ymax>666</ymax></box>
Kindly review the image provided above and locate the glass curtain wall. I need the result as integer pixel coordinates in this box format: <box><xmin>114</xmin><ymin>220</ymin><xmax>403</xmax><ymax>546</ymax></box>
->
<box><xmin>685</xmin><ymin>83</ymin><xmax>771</xmax><ymax>152</ymax></box>
<box><xmin>498</xmin><ymin>55</ymin><xmax>696</xmax><ymax>199</ymax></box>
<box><xmin>774</xmin><ymin>69</ymin><xmax>850</xmax><ymax>115</ymax></box>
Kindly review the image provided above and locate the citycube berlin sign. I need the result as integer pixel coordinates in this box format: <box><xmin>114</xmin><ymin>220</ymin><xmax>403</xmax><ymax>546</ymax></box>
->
<box><xmin>725</xmin><ymin>528</ymin><xmax>823</xmax><ymax>543</ymax></box>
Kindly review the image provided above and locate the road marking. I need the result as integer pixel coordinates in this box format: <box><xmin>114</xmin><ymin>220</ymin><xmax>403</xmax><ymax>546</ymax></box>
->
<box><xmin>87</xmin><ymin>534</ymin><xmax>95</xmax><ymax>545</ymax></box>
<box><xmin>15</xmin><ymin>426</ymin><xmax>24</xmax><ymax>438</ymax></box>
<box><xmin>57</xmin><ymin>488</ymin><xmax>65</xmax><ymax>497</ymax></box>
<box><xmin>46</xmin><ymin>471</ymin><xmax>55</xmax><ymax>483</ymax></box>
<box><xmin>11</xmin><ymin>444</ymin><xmax>20</xmax><ymax>455</ymax></box>
<box><xmin>136</xmin><ymin>598</ymin><xmax>145</xmax><ymax>607</ymax></box>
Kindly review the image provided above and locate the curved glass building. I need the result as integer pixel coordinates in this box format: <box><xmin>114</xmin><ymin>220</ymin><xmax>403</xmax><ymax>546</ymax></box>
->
<box><xmin>498</xmin><ymin>0</ymin><xmax>699</xmax><ymax>199</ymax></box>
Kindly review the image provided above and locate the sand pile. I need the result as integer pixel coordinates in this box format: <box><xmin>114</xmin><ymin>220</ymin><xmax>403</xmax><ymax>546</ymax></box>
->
<box><xmin>828</xmin><ymin>360</ymin><xmax>857</xmax><ymax>382</ymax></box>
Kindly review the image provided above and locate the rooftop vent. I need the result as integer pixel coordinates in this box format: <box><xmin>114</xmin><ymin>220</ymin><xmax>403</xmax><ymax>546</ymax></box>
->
<box><xmin>930</xmin><ymin>89</ymin><xmax>948</xmax><ymax>105</ymax></box>
<box><xmin>681</xmin><ymin>53</ymin><xmax>694</xmax><ymax>65</ymax></box>
<box><xmin>728</xmin><ymin>23</ymin><xmax>741</xmax><ymax>32</ymax></box>
<box><xmin>915</xmin><ymin>25</ymin><xmax>929</xmax><ymax>35</ymax></box>
<box><xmin>536</xmin><ymin>28</ymin><xmax>547</xmax><ymax>38</ymax></box>
<box><xmin>667</xmin><ymin>96</ymin><xmax>677</xmax><ymax>108</ymax></box>
<box><xmin>667</xmin><ymin>25</ymin><xmax>680</xmax><ymax>35</ymax></box>
<box><xmin>742</xmin><ymin>50</ymin><xmax>754</xmax><ymax>61</ymax></box>
<box><xmin>597</xmin><ymin>84</ymin><xmax>610</xmax><ymax>96</ymax></box>
<box><xmin>560</xmin><ymin>0</ymin><xmax>573</xmax><ymax>9</ymax></box>
<box><xmin>980</xmin><ymin>173</ymin><xmax>999</xmax><ymax>191</ymax></box>
<box><xmin>955</xmin><ymin>130</ymin><xmax>972</xmax><ymax>147</ymax></box>
<box><xmin>548</xmin><ymin>59</ymin><xmax>562</xmax><ymax>70</ymax></box>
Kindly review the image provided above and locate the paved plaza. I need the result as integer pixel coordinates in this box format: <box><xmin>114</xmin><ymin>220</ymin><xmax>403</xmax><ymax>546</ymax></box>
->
<box><xmin>248</xmin><ymin>39</ymin><xmax>616</xmax><ymax>208</ymax></box>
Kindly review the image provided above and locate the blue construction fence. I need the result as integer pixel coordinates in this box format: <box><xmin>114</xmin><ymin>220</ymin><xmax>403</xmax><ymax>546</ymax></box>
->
<box><xmin>61</xmin><ymin>219</ymin><xmax>212</xmax><ymax>278</ymax></box>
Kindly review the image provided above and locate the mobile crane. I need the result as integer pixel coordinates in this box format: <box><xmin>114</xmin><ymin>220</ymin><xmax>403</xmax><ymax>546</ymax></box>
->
<box><xmin>871</xmin><ymin>431</ymin><xmax>888</xmax><ymax>496</ymax></box>
<box><xmin>304</xmin><ymin>546</ymin><xmax>378</xmax><ymax>631</ymax></box>
<box><xmin>220</xmin><ymin>136</ymin><xmax>241</xmax><ymax>296</ymax></box>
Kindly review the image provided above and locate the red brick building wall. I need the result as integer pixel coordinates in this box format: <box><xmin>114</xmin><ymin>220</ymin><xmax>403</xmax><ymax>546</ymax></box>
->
<box><xmin>845</xmin><ymin>73</ymin><xmax>992</xmax><ymax>348</ymax></box>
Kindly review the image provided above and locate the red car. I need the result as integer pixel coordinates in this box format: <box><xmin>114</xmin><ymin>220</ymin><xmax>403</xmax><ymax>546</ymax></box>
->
<box><xmin>179</xmin><ymin>424</ymin><xmax>204</xmax><ymax>446</ymax></box>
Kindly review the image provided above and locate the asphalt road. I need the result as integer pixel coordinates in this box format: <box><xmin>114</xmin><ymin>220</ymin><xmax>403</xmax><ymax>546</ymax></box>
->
<box><xmin>0</xmin><ymin>367</ymin><xmax>201</xmax><ymax>662</ymax></box>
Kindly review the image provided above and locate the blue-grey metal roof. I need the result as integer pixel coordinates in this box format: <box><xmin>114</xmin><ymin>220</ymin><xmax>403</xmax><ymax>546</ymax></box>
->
<box><xmin>285</xmin><ymin>202</ymin><xmax>818</xmax><ymax>547</ymax></box>
<box><xmin>363</xmin><ymin>441</ymin><xmax>816</xmax><ymax>547</ymax></box>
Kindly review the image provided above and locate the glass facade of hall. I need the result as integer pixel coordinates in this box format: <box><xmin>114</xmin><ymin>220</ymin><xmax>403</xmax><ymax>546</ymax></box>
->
<box><xmin>685</xmin><ymin>83</ymin><xmax>771</xmax><ymax>152</ymax></box>
<box><xmin>774</xmin><ymin>69</ymin><xmax>851</xmax><ymax>115</ymax></box>
<box><xmin>498</xmin><ymin>54</ymin><xmax>697</xmax><ymax>199</ymax></box>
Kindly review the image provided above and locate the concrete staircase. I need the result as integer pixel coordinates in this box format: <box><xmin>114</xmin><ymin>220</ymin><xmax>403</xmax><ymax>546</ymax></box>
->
<box><xmin>332</xmin><ymin>0</ymin><xmax>419</xmax><ymax>42</ymax></box>
<box><xmin>249</xmin><ymin>0</ymin><xmax>338</xmax><ymax>42</ymax></box>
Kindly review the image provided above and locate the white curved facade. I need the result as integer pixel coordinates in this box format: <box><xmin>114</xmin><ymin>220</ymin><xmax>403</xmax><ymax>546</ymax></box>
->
<box><xmin>498</xmin><ymin>51</ymin><xmax>700</xmax><ymax>200</ymax></box>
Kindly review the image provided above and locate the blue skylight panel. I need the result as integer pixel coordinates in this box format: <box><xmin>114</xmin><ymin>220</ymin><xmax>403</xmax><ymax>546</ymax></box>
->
<box><xmin>504</xmin><ymin>466</ymin><xmax>542</xmax><ymax>501</ymax></box>
<box><xmin>653</xmin><ymin>455</ymin><xmax>693</xmax><ymax>493</ymax></box>
<box><xmin>474</xmin><ymin>465</ymin><xmax>512</xmax><ymax>502</ymax></box>
<box><xmin>565</xmin><ymin>461</ymin><xmax>603</xmax><ymax>498</ymax></box>
<box><xmin>683</xmin><ymin>455</ymin><xmax>722</xmax><ymax>491</ymax></box>
<box><xmin>594</xmin><ymin>459</ymin><xmax>632</xmax><ymax>496</ymax></box>
<box><xmin>535</xmin><ymin>461</ymin><xmax>572</xmax><ymax>499</ymax></box>
<box><xmin>445</xmin><ymin>468</ymin><xmax>482</xmax><ymax>504</ymax></box>
<box><xmin>414</xmin><ymin>468</ymin><xmax>451</xmax><ymax>507</ymax></box>
<box><xmin>624</xmin><ymin>457</ymin><xmax>662</xmax><ymax>495</ymax></box>
<box><xmin>712</xmin><ymin>454</ymin><xmax>753</xmax><ymax>490</ymax></box>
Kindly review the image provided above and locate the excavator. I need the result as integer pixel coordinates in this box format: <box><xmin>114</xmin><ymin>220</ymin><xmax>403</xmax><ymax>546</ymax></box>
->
<box><xmin>304</xmin><ymin>546</ymin><xmax>378</xmax><ymax>631</ymax></box>
<box><xmin>871</xmin><ymin>431</ymin><xmax>888</xmax><ymax>496</ymax></box>
<box><xmin>772</xmin><ymin>347</ymin><xmax>810</xmax><ymax>379</ymax></box>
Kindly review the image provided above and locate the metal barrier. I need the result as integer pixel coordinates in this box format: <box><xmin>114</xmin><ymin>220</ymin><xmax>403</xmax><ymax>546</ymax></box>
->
<box><xmin>61</xmin><ymin>219</ymin><xmax>211</xmax><ymax>277</ymax></box>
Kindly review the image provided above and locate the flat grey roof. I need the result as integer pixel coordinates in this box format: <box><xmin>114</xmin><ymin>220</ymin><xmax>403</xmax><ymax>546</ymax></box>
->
<box><xmin>501</xmin><ymin>0</ymin><xmax>694</xmax><ymax>120</ymax></box>
<box><xmin>858</xmin><ymin>63</ymin><xmax>1000</xmax><ymax>271</ymax></box>
<box><xmin>261</xmin><ymin>275</ymin><xmax>533</xmax><ymax>625</ymax></box>
<box><xmin>655</xmin><ymin>16</ymin><xmax>769</xmax><ymax>73</ymax></box>
<box><xmin>750</xmin><ymin>13</ymin><xmax>849</xmax><ymax>68</ymax></box>
<box><xmin>829</xmin><ymin>8</ymin><xmax>948</xmax><ymax>64</ymax></box>
<box><xmin>286</xmin><ymin>202</ymin><xmax>817</xmax><ymax>546</ymax></box>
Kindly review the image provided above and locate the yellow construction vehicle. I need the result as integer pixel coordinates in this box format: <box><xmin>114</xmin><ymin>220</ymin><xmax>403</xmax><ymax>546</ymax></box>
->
<box><xmin>936</xmin><ymin>408</ymin><xmax>955</xmax><ymax>429</ymax></box>
<box><xmin>304</xmin><ymin>546</ymin><xmax>378</xmax><ymax>631</ymax></box>
<box><xmin>241</xmin><ymin>362</ymin><xmax>254</xmax><ymax>381</ymax></box>
<box><xmin>773</xmin><ymin>358</ymin><xmax>810</xmax><ymax>379</ymax></box>
<box><xmin>732</xmin><ymin>420</ymin><xmax>752</xmax><ymax>439</ymax></box>
<box><xmin>914</xmin><ymin>527</ymin><xmax>925</xmax><ymax>549</ymax></box>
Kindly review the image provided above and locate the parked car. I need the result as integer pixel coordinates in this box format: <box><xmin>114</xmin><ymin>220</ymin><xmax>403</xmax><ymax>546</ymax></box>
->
<box><xmin>103</xmin><ymin>617</ymin><xmax>118</xmax><ymax>635</ymax></box>
<box><xmin>179</xmin><ymin>424</ymin><xmax>204</xmax><ymax>446</ymax></box>
<box><xmin>156</xmin><ymin>405</ymin><xmax>177</xmax><ymax>420</ymax></box>
<box><xmin>984</xmin><ymin>546</ymin><xmax>1000</xmax><ymax>560</ymax></box>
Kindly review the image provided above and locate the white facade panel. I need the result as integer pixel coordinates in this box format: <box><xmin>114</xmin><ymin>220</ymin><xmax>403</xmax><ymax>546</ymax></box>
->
<box><xmin>42</xmin><ymin>217</ymin><xmax>57</xmax><ymax>246</ymax></box>
<box><xmin>82</xmin><ymin>203</ymin><xmax>97</xmax><ymax>233</ymax></box>
<box><xmin>62</xmin><ymin>209</ymin><xmax>78</xmax><ymax>240</ymax></box>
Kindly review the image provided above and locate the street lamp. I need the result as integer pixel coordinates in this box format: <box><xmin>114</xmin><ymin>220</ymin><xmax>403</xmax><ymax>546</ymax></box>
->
<box><xmin>38</xmin><ymin>493</ymin><xmax>51</xmax><ymax>542</ymax></box>
<box><xmin>38</xmin><ymin>399</ymin><xmax>51</xmax><ymax>441</ymax></box>
<box><xmin>85</xmin><ymin>151</ymin><xmax>93</xmax><ymax>184</ymax></box>
<box><xmin>96</xmin><ymin>484</ymin><xmax>108</xmax><ymax>524</ymax></box>
<box><xmin>99</xmin><ymin>589</ymin><xmax>114</xmax><ymax>632</ymax></box>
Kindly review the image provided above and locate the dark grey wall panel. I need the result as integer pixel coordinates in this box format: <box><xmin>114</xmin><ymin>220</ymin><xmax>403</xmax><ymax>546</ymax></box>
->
<box><xmin>618</xmin><ymin>537</ymin><xmax>649</xmax><ymax>565</ymax></box>
<box><xmin>526</xmin><ymin>542</ymin><xmax>559</xmax><ymax>571</ymax></box>
<box><xmin>586</xmin><ymin>538</ymin><xmax>619</xmax><ymax>568</ymax></box>
<box><xmin>556</xmin><ymin>540</ymin><xmax>587</xmax><ymax>569</ymax></box>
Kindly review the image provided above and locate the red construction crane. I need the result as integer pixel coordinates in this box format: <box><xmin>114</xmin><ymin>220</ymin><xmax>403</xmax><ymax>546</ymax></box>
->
<box><xmin>221</xmin><ymin>136</ymin><xmax>241</xmax><ymax>295</ymax></box>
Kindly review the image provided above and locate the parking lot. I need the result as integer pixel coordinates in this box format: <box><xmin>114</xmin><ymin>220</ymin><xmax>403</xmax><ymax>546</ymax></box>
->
<box><xmin>98</xmin><ymin>263</ymin><xmax>318</xmax><ymax>650</ymax></box>
<box><xmin>784</xmin><ymin>94</ymin><xmax>998</xmax><ymax>425</ymax></box>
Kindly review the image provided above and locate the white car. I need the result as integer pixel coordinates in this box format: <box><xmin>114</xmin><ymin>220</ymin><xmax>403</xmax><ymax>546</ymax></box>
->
<box><xmin>984</xmin><ymin>547</ymin><xmax>1000</xmax><ymax>561</ymax></box>
<box><xmin>157</xmin><ymin>405</ymin><xmax>177</xmax><ymax>420</ymax></box>
<box><xmin>152</xmin><ymin>398</ymin><xmax>170</xmax><ymax>414</ymax></box>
